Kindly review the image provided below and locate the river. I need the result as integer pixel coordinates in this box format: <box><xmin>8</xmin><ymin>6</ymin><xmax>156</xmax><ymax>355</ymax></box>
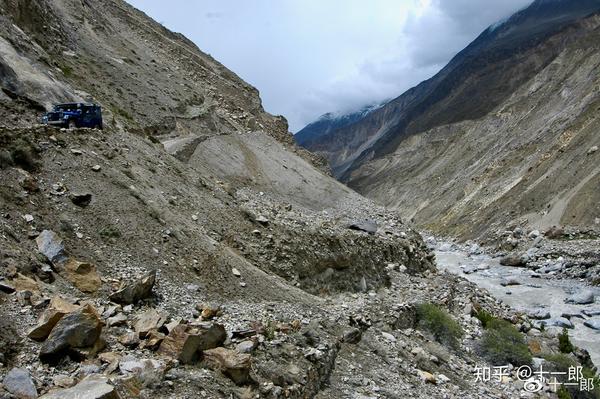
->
<box><xmin>434</xmin><ymin>245</ymin><xmax>600</xmax><ymax>367</ymax></box>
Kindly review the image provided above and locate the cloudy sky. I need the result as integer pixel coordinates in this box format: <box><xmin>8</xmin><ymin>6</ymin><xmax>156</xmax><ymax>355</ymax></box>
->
<box><xmin>127</xmin><ymin>0</ymin><xmax>532</xmax><ymax>131</ymax></box>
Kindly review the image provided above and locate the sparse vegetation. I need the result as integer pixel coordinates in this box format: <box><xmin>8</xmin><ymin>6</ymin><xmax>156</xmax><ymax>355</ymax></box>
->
<box><xmin>479</xmin><ymin>319</ymin><xmax>531</xmax><ymax>366</ymax></box>
<box><xmin>557</xmin><ymin>386</ymin><xmax>572</xmax><ymax>399</ymax></box>
<box><xmin>99</xmin><ymin>225</ymin><xmax>122</xmax><ymax>239</ymax></box>
<box><xmin>416</xmin><ymin>303</ymin><xmax>463</xmax><ymax>349</ymax></box>
<box><xmin>543</xmin><ymin>353</ymin><xmax>577</xmax><ymax>372</ymax></box>
<box><xmin>474</xmin><ymin>309</ymin><xmax>494</xmax><ymax>328</ymax></box>
<box><xmin>559</xmin><ymin>328</ymin><xmax>574</xmax><ymax>353</ymax></box>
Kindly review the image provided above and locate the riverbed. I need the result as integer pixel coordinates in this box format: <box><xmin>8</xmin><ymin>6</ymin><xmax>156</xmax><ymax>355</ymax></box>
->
<box><xmin>434</xmin><ymin>245</ymin><xmax>600</xmax><ymax>367</ymax></box>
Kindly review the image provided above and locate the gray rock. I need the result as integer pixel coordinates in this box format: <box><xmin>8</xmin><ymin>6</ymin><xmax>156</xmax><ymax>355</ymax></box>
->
<box><xmin>499</xmin><ymin>254</ymin><xmax>526</xmax><ymax>267</ymax></box>
<box><xmin>3</xmin><ymin>368</ymin><xmax>38</xmax><ymax>399</ymax></box>
<box><xmin>109</xmin><ymin>270</ymin><xmax>156</xmax><ymax>304</ymax></box>
<box><xmin>40</xmin><ymin>304</ymin><xmax>103</xmax><ymax>363</ymax></box>
<box><xmin>36</xmin><ymin>230</ymin><xmax>67</xmax><ymax>264</ymax></box>
<box><xmin>583</xmin><ymin>318</ymin><xmax>600</xmax><ymax>330</ymax></box>
<box><xmin>38</xmin><ymin>374</ymin><xmax>118</xmax><ymax>399</ymax></box>
<box><xmin>527</xmin><ymin>309</ymin><xmax>551</xmax><ymax>320</ymax></box>
<box><xmin>582</xmin><ymin>309</ymin><xmax>600</xmax><ymax>317</ymax></box>
<box><xmin>588</xmin><ymin>145</ymin><xmax>598</xmax><ymax>155</ymax></box>
<box><xmin>546</xmin><ymin>317</ymin><xmax>574</xmax><ymax>329</ymax></box>
<box><xmin>564</xmin><ymin>290</ymin><xmax>595</xmax><ymax>305</ymax></box>
<box><xmin>348</xmin><ymin>219</ymin><xmax>378</xmax><ymax>234</ymax></box>
<box><xmin>235</xmin><ymin>340</ymin><xmax>256</xmax><ymax>353</ymax></box>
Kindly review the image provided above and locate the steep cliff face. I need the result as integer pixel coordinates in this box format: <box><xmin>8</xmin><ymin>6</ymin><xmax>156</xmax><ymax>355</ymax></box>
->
<box><xmin>297</xmin><ymin>0</ymin><xmax>600</xmax><ymax>238</ymax></box>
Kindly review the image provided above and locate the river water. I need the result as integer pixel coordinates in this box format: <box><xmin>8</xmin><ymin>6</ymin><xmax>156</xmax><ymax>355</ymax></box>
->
<box><xmin>434</xmin><ymin>246</ymin><xmax>600</xmax><ymax>367</ymax></box>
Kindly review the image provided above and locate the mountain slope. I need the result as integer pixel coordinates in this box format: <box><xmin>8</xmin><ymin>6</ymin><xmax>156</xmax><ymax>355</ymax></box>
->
<box><xmin>298</xmin><ymin>0</ymin><xmax>600</xmax><ymax>238</ymax></box>
<box><xmin>298</xmin><ymin>0</ymin><xmax>600</xmax><ymax>179</ymax></box>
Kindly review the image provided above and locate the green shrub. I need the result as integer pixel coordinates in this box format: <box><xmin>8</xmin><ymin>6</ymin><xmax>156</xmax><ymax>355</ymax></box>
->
<box><xmin>557</xmin><ymin>386</ymin><xmax>572</xmax><ymax>399</ymax></box>
<box><xmin>479</xmin><ymin>319</ymin><xmax>531</xmax><ymax>366</ymax></box>
<box><xmin>416</xmin><ymin>303</ymin><xmax>463</xmax><ymax>349</ymax></box>
<box><xmin>475</xmin><ymin>309</ymin><xmax>494</xmax><ymax>328</ymax></box>
<box><xmin>558</xmin><ymin>328</ymin><xmax>574</xmax><ymax>353</ymax></box>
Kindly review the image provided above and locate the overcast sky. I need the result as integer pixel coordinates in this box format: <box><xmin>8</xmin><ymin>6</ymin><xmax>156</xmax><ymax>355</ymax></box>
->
<box><xmin>127</xmin><ymin>0</ymin><xmax>532</xmax><ymax>131</ymax></box>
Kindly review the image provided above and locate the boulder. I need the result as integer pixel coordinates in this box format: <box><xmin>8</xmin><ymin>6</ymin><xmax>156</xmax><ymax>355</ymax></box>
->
<box><xmin>565</xmin><ymin>290</ymin><xmax>595</xmax><ymax>305</ymax></box>
<box><xmin>39</xmin><ymin>304</ymin><xmax>103</xmax><ymax>363</ymax></box>
<box><xmin>348</xmin><ymin>219</ymin><xmax>378</xmax><ymax>234</ymax></box>
<box><xmin>133</xmin><ymin>308</ymin><xmax>167</xmax><ymax>337</ymax></box>
<box><xmin>118</xmin><ymin>331</ymin><xmax>140</xmax><ymax>348</ymax></box>
<box><xmin>583</xmin><ymin>318</ymin><xmax>600</xmax><ymax>331</ymax></box>
<box><xmin>527</xmin><ymin>309</ymin><xmax>551</xmax><ymax>320</ymax></box>
<box><xmin>544</xmin><ymin>226</ymin><xmax>564</xmax><ymax>239</ymax></box>
<box><xmin>69</xmin><ymin>192</ymin><xmax>93</xmax><ymax>207</ymax></box>
<box><xmin>36</xmin><ymin>230</ymin><xmax>67</xmax><ymax>264</ymax></box>
<box><xmin>109</xmin><ymin>271</ymin><xmax>156</xmax><ymax>304</ymax></box>
<box><xmin>158</xmin><ymin>323</ymin><xmax>226</xmax><ymax>364</ymax></box>
<box><xmin>582</xmin><ymin>309</ymin><xmax>600</xmax><ymax>317</ymax></box>
<box><xmin>202</xmin><ymin>347</ymin><xmax>251</xmax><ymax>385</ymax></box>
<box><xmin>38</xmin><ymin>374</ymin><xmax>118</xmax><ymax>399</ymax></box>
<box><xmin>64</xmin><ymin>259</ymin><xmax>102</xmax><ymax>293</ymax></box>
<box><xmin>28</xmin><ymin>296</ymin><xmax>79</xmax><ymax>341</ymax></box>
<box><xmin>3</xmin><ymin>367</ymin><xmax>38</xmax><ymax>399</ymax></box>
<box><xmin>546</xmin><ymin>317</ymin><xmax>574</xmax><ymax>329</ymax></box>
<box><xmin>499</xmin><ymin>254</ymin><xmax>527</xmax><ymax>267</ymax></box>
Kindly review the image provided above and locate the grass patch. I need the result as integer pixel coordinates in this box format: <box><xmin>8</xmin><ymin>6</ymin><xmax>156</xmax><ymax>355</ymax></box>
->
<box><xmin>61</xmin><ymin>65</ymin><xmax>73</xmax><ymax>78</ymax></box>
<box><xmin>479</xmin><ymin>319</ymin><xmax>531</xmax><ymax>366</ymax></box>
<box><xmin>416</xmin><ymin>303</ymin><xmax>463</xmax><ymax>349</ymax></box>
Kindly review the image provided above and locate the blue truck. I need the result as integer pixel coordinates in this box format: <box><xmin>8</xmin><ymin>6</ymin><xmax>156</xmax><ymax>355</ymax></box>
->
<box><xmin>42</xmin><ymin>103</ymin><xmax>103</xmax><ymax>129</ymax></box>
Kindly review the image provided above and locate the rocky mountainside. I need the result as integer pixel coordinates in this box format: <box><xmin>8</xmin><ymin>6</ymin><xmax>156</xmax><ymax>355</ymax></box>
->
<box><xmin>296</xmin><ymin>0</ymin><xmax>600</xmax><ymax>241</ymax></box>
<box><xmin>3</xmin><ymin>1</ymin><xmax>587</xmax><ymax>399</ymax></box>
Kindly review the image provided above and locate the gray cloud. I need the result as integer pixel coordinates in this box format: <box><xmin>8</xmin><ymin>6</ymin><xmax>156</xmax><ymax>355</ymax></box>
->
<box><xmin>126</xmin><ymin>0</ymin><xmax>532</xmax><ymax>131</ymax></box>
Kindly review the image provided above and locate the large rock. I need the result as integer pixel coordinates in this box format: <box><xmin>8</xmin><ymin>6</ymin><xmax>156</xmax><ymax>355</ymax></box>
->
<box><xmin>158</xmin><ymin>323</ymin><xmax>226</xmax><ymax>364</ymax></box>
<box><xmin>64</xmin><ymin>259</ymin><xmax>102</xmax><ymax>293</ymax></box>
<box><xmin>583</xmin><ymin>318</ymin><xmax>600</xmax><ymax>331</ymax></box>
<box><xmin>109</xmin><ymin>271</ymin><xmax>156</xmax><ymax>304</ymax></box>
<box><xmin>202</xmin><ymin>347</ymin><xmax>251</xmax><ymax>385</ymax></box>
<box><xmin>527</xmin><ymin>309</ymin><xmax>551</xmax><ymax>320</ymax></box>
<box><xmin>40</xmin><ymin>304</ymin><xmax>103</xmax><ymax>363</ymax></box>
<box><xmin>36</xmin><ymin>230</ymin><xmax>67</xmax><ymax>264</ymax></box>
<box><xmin>564</xmin><ymin>290</ymin><xmax>595</xmax><ymax>305</ymax></box>
<box><xmin>3</xmin><ymin>367</ymin><xmax>38</xmax><ymax>399</ymax></box>
<box><xmin>28</xmin><ymin>296</ymin><xmax>79</xmax><ymax>341</ymax></box>
<box><xmin>39</xmin><ymin>374</ymin><xmax>119</xmax><ymax>399</ymax></box>
<box><xmin>133</xmin><ymin>308</ymin><xmax>167</xmax><ymax>337</ymax></box>
<box><xmin>499</xmin><ymin>254</ymin><xmax>527</xmax><ymax>267</ymax></box>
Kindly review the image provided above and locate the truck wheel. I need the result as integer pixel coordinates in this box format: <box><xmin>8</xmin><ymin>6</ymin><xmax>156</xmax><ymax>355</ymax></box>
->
<box><xmin>68</xmin><ymin>120</ymin><xmax>76</xmax><ymax>129</ymax></box>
